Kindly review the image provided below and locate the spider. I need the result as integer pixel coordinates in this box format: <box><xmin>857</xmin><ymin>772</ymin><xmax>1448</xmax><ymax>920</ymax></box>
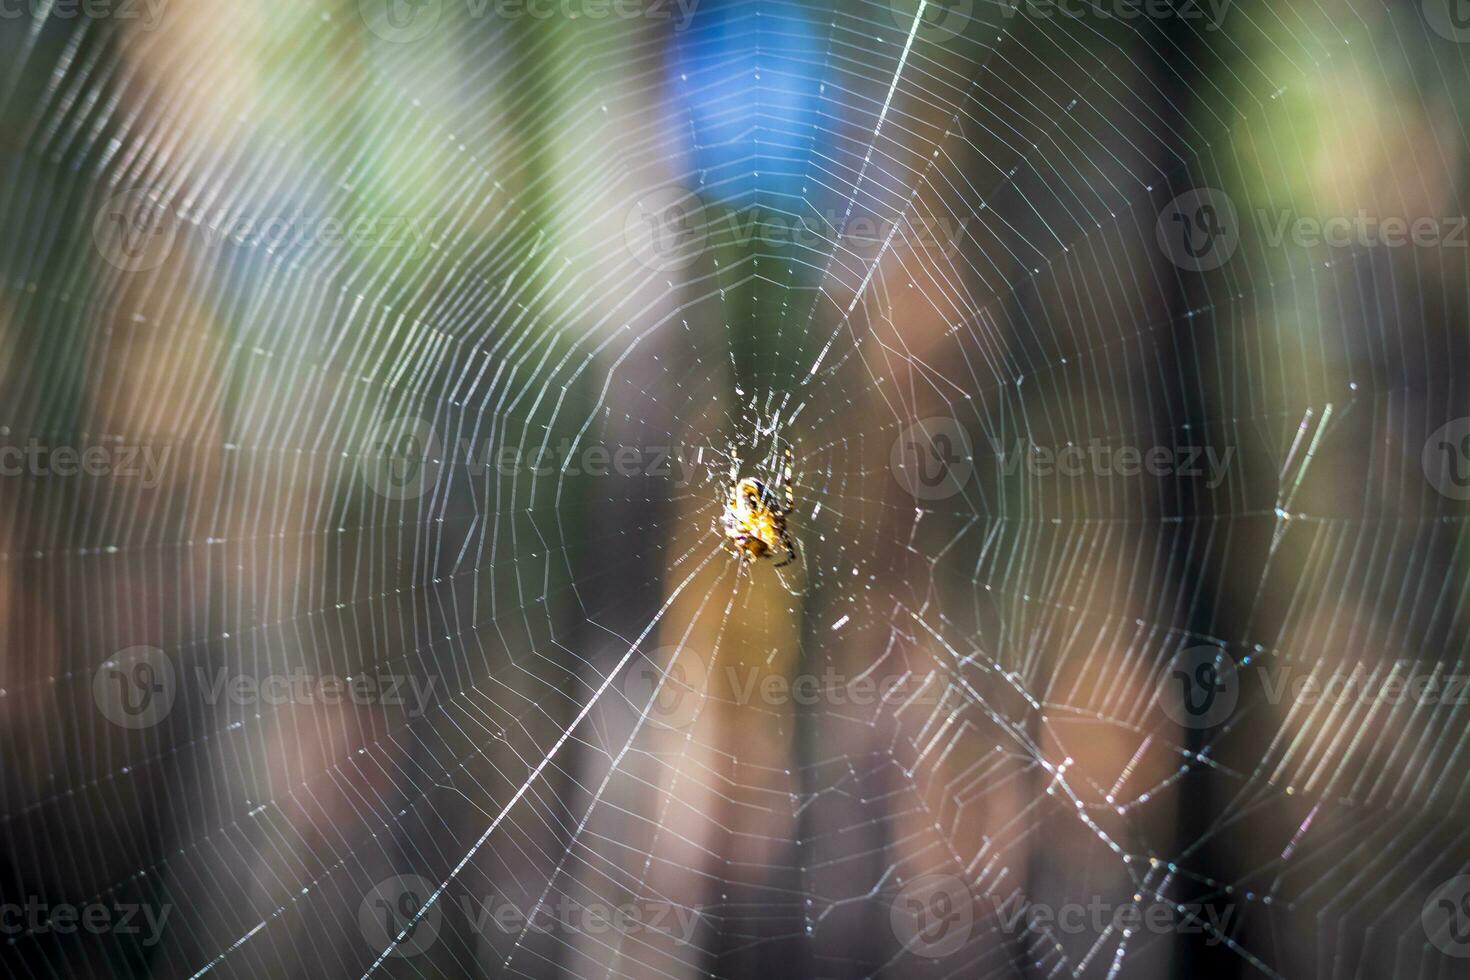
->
<box><xmin>721</xmin><ymin>446</ymin><xmax>798</xmax><ymax>568</ymax></box>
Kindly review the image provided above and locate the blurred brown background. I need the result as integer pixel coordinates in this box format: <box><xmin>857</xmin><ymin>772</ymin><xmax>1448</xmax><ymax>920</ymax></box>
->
<box><xmin>1</xmin><ymin>1</ymin><xmax>1469</xmax><ymax>978</ymax></box>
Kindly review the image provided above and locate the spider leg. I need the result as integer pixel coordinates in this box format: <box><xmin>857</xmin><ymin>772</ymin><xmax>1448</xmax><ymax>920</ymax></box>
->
<box><xmin>773</xmin><ymin>529</ymin><xmax>797</xmax><ymax>568</ymax></box>
<box><xmin>728</xmin><ymin>444</ymin><xmax>740</xmax><ymax>485</ymax></box>
<box><xmin>782</xmin><ymin>445</ymin><xmax>794</xmax><ymax>513</ymax></box>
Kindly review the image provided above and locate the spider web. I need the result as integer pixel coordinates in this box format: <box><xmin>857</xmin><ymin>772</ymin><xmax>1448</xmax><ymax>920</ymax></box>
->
<box><xmin>2</xmin><ymin>0</ymin><xmax>1470</xmax><ymax>978</ymax></box>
